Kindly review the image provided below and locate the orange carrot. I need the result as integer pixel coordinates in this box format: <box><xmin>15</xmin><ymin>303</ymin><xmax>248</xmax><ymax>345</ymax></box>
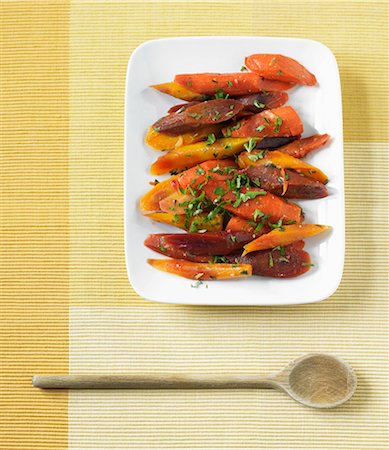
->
<box><xmin>277</xmin><ymin>134</ymin><xmax>330</xmax><ymax>158</ymax></box>
<box><xmin>159</xmin><ymin>192</ymin><xmax>194</xmax><ymax>214</ymax></box>
<box><xmin>145</xmin><ymin>124</ymin><xmax>223</xmax><ymax>151</ymax></box>
<box><xmin>242</xmin><ymin>224</ymin><xmax>330</xmax><ymax>256</ymax></box>
<box><xmin>245</xmin><ymin>54</ymin><xmax>317</xmax><ymax>86</ymax></box>
<box><xmin>178</xmin><ymin>160</ymin><xmax>236</xmax><ymax>190</ymax></box>
<box><xmin>238</xmin><ymin>150</ymin><xmax>329</xmax><ymax>184</ymax></box>
<box><xmin>145</xmin><ymin>212</ymin><xmax>223</xmax><ymax>232</ymax></box>
<box><xmin>226</xmin><ymin>216</ymin><xmax>256</xmax><ymax>233</ymax></box>
<box><xmin>176</xmin><ymin>161</ymin><xmax>303</xmax><ymax>223</ymax></box>
<box><xmin>147</xmin><ymin>258</ymin><xmax>252</xmax><ymax>280</ymax></box>
<box><xmin>199</xmin><ymin>178</ymin><xmax>303</xmax><ymax>224</ymax></box>
<box><xmin>226</xmin><ymin>106</ymin><xmax>304</xmax><ymax>138</ymax></box>
<box><xmin>151</xmin><ymin>82</ymin><xmax>206</xmax><ymax>101</ymax></box>
<box><xmin>150</xmin><ymin>138</ymin><xmax>248</xmax><ymax>175</ymax></box>
<box><xmin>174</xmin><ymin>73</ymin><xmax>294</xmax><ymax>96</ymax></box>
<box><xmin>139</xmin><ymin>175</ymin><xmax>178</xmax><ymax>213</ymax></box>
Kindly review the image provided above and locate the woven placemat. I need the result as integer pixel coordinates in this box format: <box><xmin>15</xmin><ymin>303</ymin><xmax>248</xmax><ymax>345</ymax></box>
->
<box><xmin>1</xmin><ymin>1</ymin><xmax>388</xmax><ymax>448</ymax></box>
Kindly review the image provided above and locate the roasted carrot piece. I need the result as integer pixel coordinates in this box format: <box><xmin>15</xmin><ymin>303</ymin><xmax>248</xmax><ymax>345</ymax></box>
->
<box><xmin>238</xmin><ymin>150</ymin><xmax>329</xmax><ymax>184</ymax></box>
<box><xmin>177</xmin><ymin>160</ymin><xmax>237</xmax><ymax>190</ymax></box>
<box><xmin>235</xmin><ymin>91</ymin><xmax>289</xmax><ymax>113</ymax></box>
<box><xmin>151</xmin><ymin>82</ymin><xmax>206</xmax><ymax>101</ymax></box>
<box><xmin>226</xmin><ymin>106</ymin><xmax>304</xmax><ymax>138</ymax></box>
<box><xmin>139</xmin><ymin>175</ymin><xmax>178</xmax><ymax>213</ymax></box>
<box><xmin>176</xmin><ymin>162</ymin><xmax>303</xmax><ymax>223</ymax></box>
<box><xmin>242</xmin><ymin>224</ymin><xmax>330</xmax><ymax>255</ymax></box>
<box><xmin>245</xmin><ymin>54</ymin><xmax>317</xmax><ymax>86</ymax></box>
<box><xmin>226</xmin><ymin>216</ymin><xmax>256</xmax><ymax>233</ymax></box>
<box><xmin>145</xmin><ymin>124</ymin><xmax>223</xmax><ymax>151</ymax></box>
<box><xmin>145</xmin><ymin>212</ymin><xmax>187</xmax><ymax>230</ymax></box>
<box><xmin>244</xmin><ymin>166</ymin><xmax>328</xmax><ymax>199</ymax></box>
<box><xmin>159</xmin><ymin>192</ymin><xmax>194</xmax><ymax>214</ymax></box>
<box><xmin>145</xmin><ymin>212</ymin><xmax>223</xmax><ymax>232</ymax></box>
<box><xmin>174</xmin><ymin>73</ymin><xmax>294</xmax><ymax>96</ymax></box>
<box><xmin>152</xmin><ymin>99</ymin><xmax>244</xmax><ymax>135</ymax></box>
<box><xmin>276</xmin><ymin>134</ymin><xmax>330</xmax><ymax>158</ymax></box>
<box><xmin>150</xmin><ymin>138</ymin><xmax>248</xmax><ymax>175</ymax></box>
<box><xmin>147</xmin><ymin>258</ymin><xmax>252</xmax><ymax>280</ymax></box>
<box><xmin>198</xmin><ymin>178</ymin><xmax>303</xmax><ymax>224</ymax></box>
<box><xmin>226</xmin><ymin>241</ymin><xmax>312</xmax><ymax>278</ymax></box>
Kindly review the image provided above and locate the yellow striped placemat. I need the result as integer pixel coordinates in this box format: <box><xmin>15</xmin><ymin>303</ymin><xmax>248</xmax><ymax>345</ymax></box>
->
<box><xmin>1</xmin><ymin>0</ymin><xmax>388</xmax><ymax>448</ymax></box>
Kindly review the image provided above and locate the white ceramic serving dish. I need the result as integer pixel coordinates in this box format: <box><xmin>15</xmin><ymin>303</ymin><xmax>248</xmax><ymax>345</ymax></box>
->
<box><xmin>124</xmin><ymin>36</ymin><xmax>344</xmax><ymax>306</ymax></box>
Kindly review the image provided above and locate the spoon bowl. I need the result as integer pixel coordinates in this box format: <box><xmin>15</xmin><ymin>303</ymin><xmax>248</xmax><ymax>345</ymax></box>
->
<box><xmin>271</xmin><ymin>353</ymin><xmax>357</xmax><ymax>408</ymax></box>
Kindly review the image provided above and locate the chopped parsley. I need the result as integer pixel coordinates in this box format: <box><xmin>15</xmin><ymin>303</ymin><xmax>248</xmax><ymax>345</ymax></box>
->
<box><xmin>240</xmin><ymin>65</ymin><xmax>248</xmax><ymax>72</ymax></box>
<box><xmin>195</xmin><ymin>166</ymin><xmax>205</xmax><ymax>175</ymax></box>
<box><xmin>231</xmin><ymin>122</ymin><xmax>241</xmax><ymax>131</ymax></box>
<box><xmin>302</xmin><ymin>263</ymin><xmax>315</xmax><ymax>267</ymax></box>
<box><xmin>277</xmin><ymin>69</ymin><xmax>283</xmax><ymax>75</ymax></box>
<box><xmin>205</xmin><ymin>133</ymin><xmax>216</xmax><ymax>145</ymax></box>
<box><xmin>230</xmin><ymin>235</ymin><xmax>237</xmax><ymax>242</ymax></box>
<box><xmin>213</xmin><ymin>186</ymin><xmax>226</xmax><ymax>197</ymax></box>
<box><xmin>253</xmin><ymin>209</ymin><xmax>264</xmax><ymax>221</ymax></box>
<box><xmin>268</xmin><ymin>253</ymin><xmax>274</xmax><ymax>268</ymax></box>
<box><xmin>256</xmin><ymin>124</ymin><xmax>266</xmax><ymax>133</ymax></box>
<box><xmin>227</xmin><ymin>80</ymin><xmax>233</xmax><ymax>87</ymax></box>
<box><xmin>214</xmin><ymin>88</ymin><xmax>229</xmax><ymax>99</ymax></box>
<box><xmin>247</xmin><ymin>151</ymin><xmax>265</xmax><ymax>162</ymax></box>
<box><xmin>244</xmin><ymin>138</ymin><xmax>257</xmax><ymax>153</ymax></box>
<box><xmin>233</xmin><ymin>190</ymin><xmax>266</xmax><ymax>207</ymax></box>
<box><xmin>191</xmin><ymin>280</ymin><xmax>204</xmax><ymax>288</ymax></box>
<box><xmin>187</xmin><ymin>81</ymin><xmax>191</xmax><ymax>87</ymax></box>
<box><xmin>254</xmin><ymin>100</ymin><xmax>266</xmax><ymax>109</ymax></box>
<box><xmin>159</xmin><ymin>245</ymin><xmax>167</xmax><ymax>253</ymax></box>
<box><xmin>153</xmin><ymin>127</ymin><xmax>161</xmax><ymax>132</ymax></box>
<box><xmin>274</xmin><ymin>117</ymin><xmax>283</xmax><ymax>133</ymax></box>
<box><xmin>172</xmin><ymin>214</ymin><xmax>179</xmax><ymax>223</ymax></box>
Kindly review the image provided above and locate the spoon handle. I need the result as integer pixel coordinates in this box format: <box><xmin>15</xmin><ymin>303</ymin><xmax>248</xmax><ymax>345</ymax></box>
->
<box><xmin>33</xmin><ymin>374</ymin><xmax>278</xmax><ymax>390</ymax></box>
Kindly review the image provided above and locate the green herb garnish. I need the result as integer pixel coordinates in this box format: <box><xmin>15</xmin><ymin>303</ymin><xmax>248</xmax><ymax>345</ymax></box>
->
<box><xmin>268</xmin><ymin>253</ymin><xmax>274</xmax><ymax>268</ymax></box>
<box><xmin>254</xmin><ymin>100</ymin><xmax>266</xmax><ymax>109</ymax></box>
<box><xmin>244</xmin><ymin>138</ymin><xmax>257</xmax><ymax>153</ymax></box>
<box><xmin>274</xmin><ymin>116</ymin><xmax>283</xmax><ymax>133</ymax></box>
<box><xmin>205</xmin><ymin>133</ymin><xmax>216</xmax><ymax>145</ymax></box>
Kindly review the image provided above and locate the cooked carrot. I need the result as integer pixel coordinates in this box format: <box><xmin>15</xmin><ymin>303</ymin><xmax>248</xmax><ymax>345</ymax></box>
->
<box><xmin>235</xmin><ymin>91</ymin><xmax>289</xmax><ymax>112</ymax></box>
<box><xmin>245</xmin><ymin>54</ymin><xmax>317</xmax><ymax>86</ymax></box>
<box><xmin>276</xmin><ymin>134</ymin><xmax>330</xmax><ymax>158</ymax></box>
<box><xmin>145</xmin><ymin>124</ymin><xmax>223</xmax><ymax>151</ymax></box>
<box><xmin>225</xmin><ymin>241</ymin><xmax>312</xmax><ymax>278</ymax></box>
<box><xmin>151</xmin><ymin>82</ymin><xmax>206</xmax><ymax>101</ymax></box>
<box><xmin>226</xmin><ymin>106</ymin><xmax>304</xmax><ymax>138</ymax></box>
<box><xmin>145</xmin><ymin>212</ymin><xmax>187</xmax><ymax>230</ymax></box>
<box><xmin>226</xmin><ymin>216</ymin><xmax>256</xmax><ymax>233</ymax></box>
<box><xmin>139</xmin><ymin>175</ymin><xmax>178</xmax><ymax>213</ymax></box>
<box><xmin>244</xmin><ymin>166</ymin><xmax>328</xmax><ymax>199</ymax></box>
<box><xmin>198</xmin><ymin>177</ymin><xmax>303</xmax><ymax>224</ymax></box>
<box><xmin>174</xmin><ymin>73</ymin><xmax>294</xmax><ymax>96</ymax></box>
<box><xmin>177</xmin><ymin>160</ymin><xmax>237</xmax><ymax>190</ymax></box>
<box><xmin>226</xmin><ymin>216</ymin><xmax>271</xmax><ymax>236</ymax></box>
<box><xmin>147</xmin><ymin>258</ymin><xmax>252</xmax><ymax>280</ymax></box>
<box><xmin>238</xmin><ymin>150</ymin><xmax>329</xmax><ymax>184</ymax></box>
<box><xmin>159</xmin><ymin>192</ymin><xmax>194</xmax><ymax>214</ymax></box>
<box><xmin>176</xmin><ymin>162</ymin><xmax>303</xmax><ymax>223</ymax></box>
<box><xmin>152</xmin><ymin>99</ymin><xmax>244</xmax><ymax>135</ymax></box>
<box><xmin>145</xmin><ymin>212</ymin><xmax>223</xmax><ymax>232</ymax></box>
<box><xmin>242</xmin><ymin>224</ymin><xmax>330</xmax><ymax>256</ymax></box>
<box><xmin>150</xmin><ymin>138</ymin><xmax>248</xmax><ymax>175</ymax></box>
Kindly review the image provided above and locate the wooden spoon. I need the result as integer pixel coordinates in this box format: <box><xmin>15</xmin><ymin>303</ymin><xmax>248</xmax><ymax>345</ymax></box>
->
<box><xmin>32</xmin><ymin>353</ymin><xmax>356</xmax><ymax>409</ymax></box>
